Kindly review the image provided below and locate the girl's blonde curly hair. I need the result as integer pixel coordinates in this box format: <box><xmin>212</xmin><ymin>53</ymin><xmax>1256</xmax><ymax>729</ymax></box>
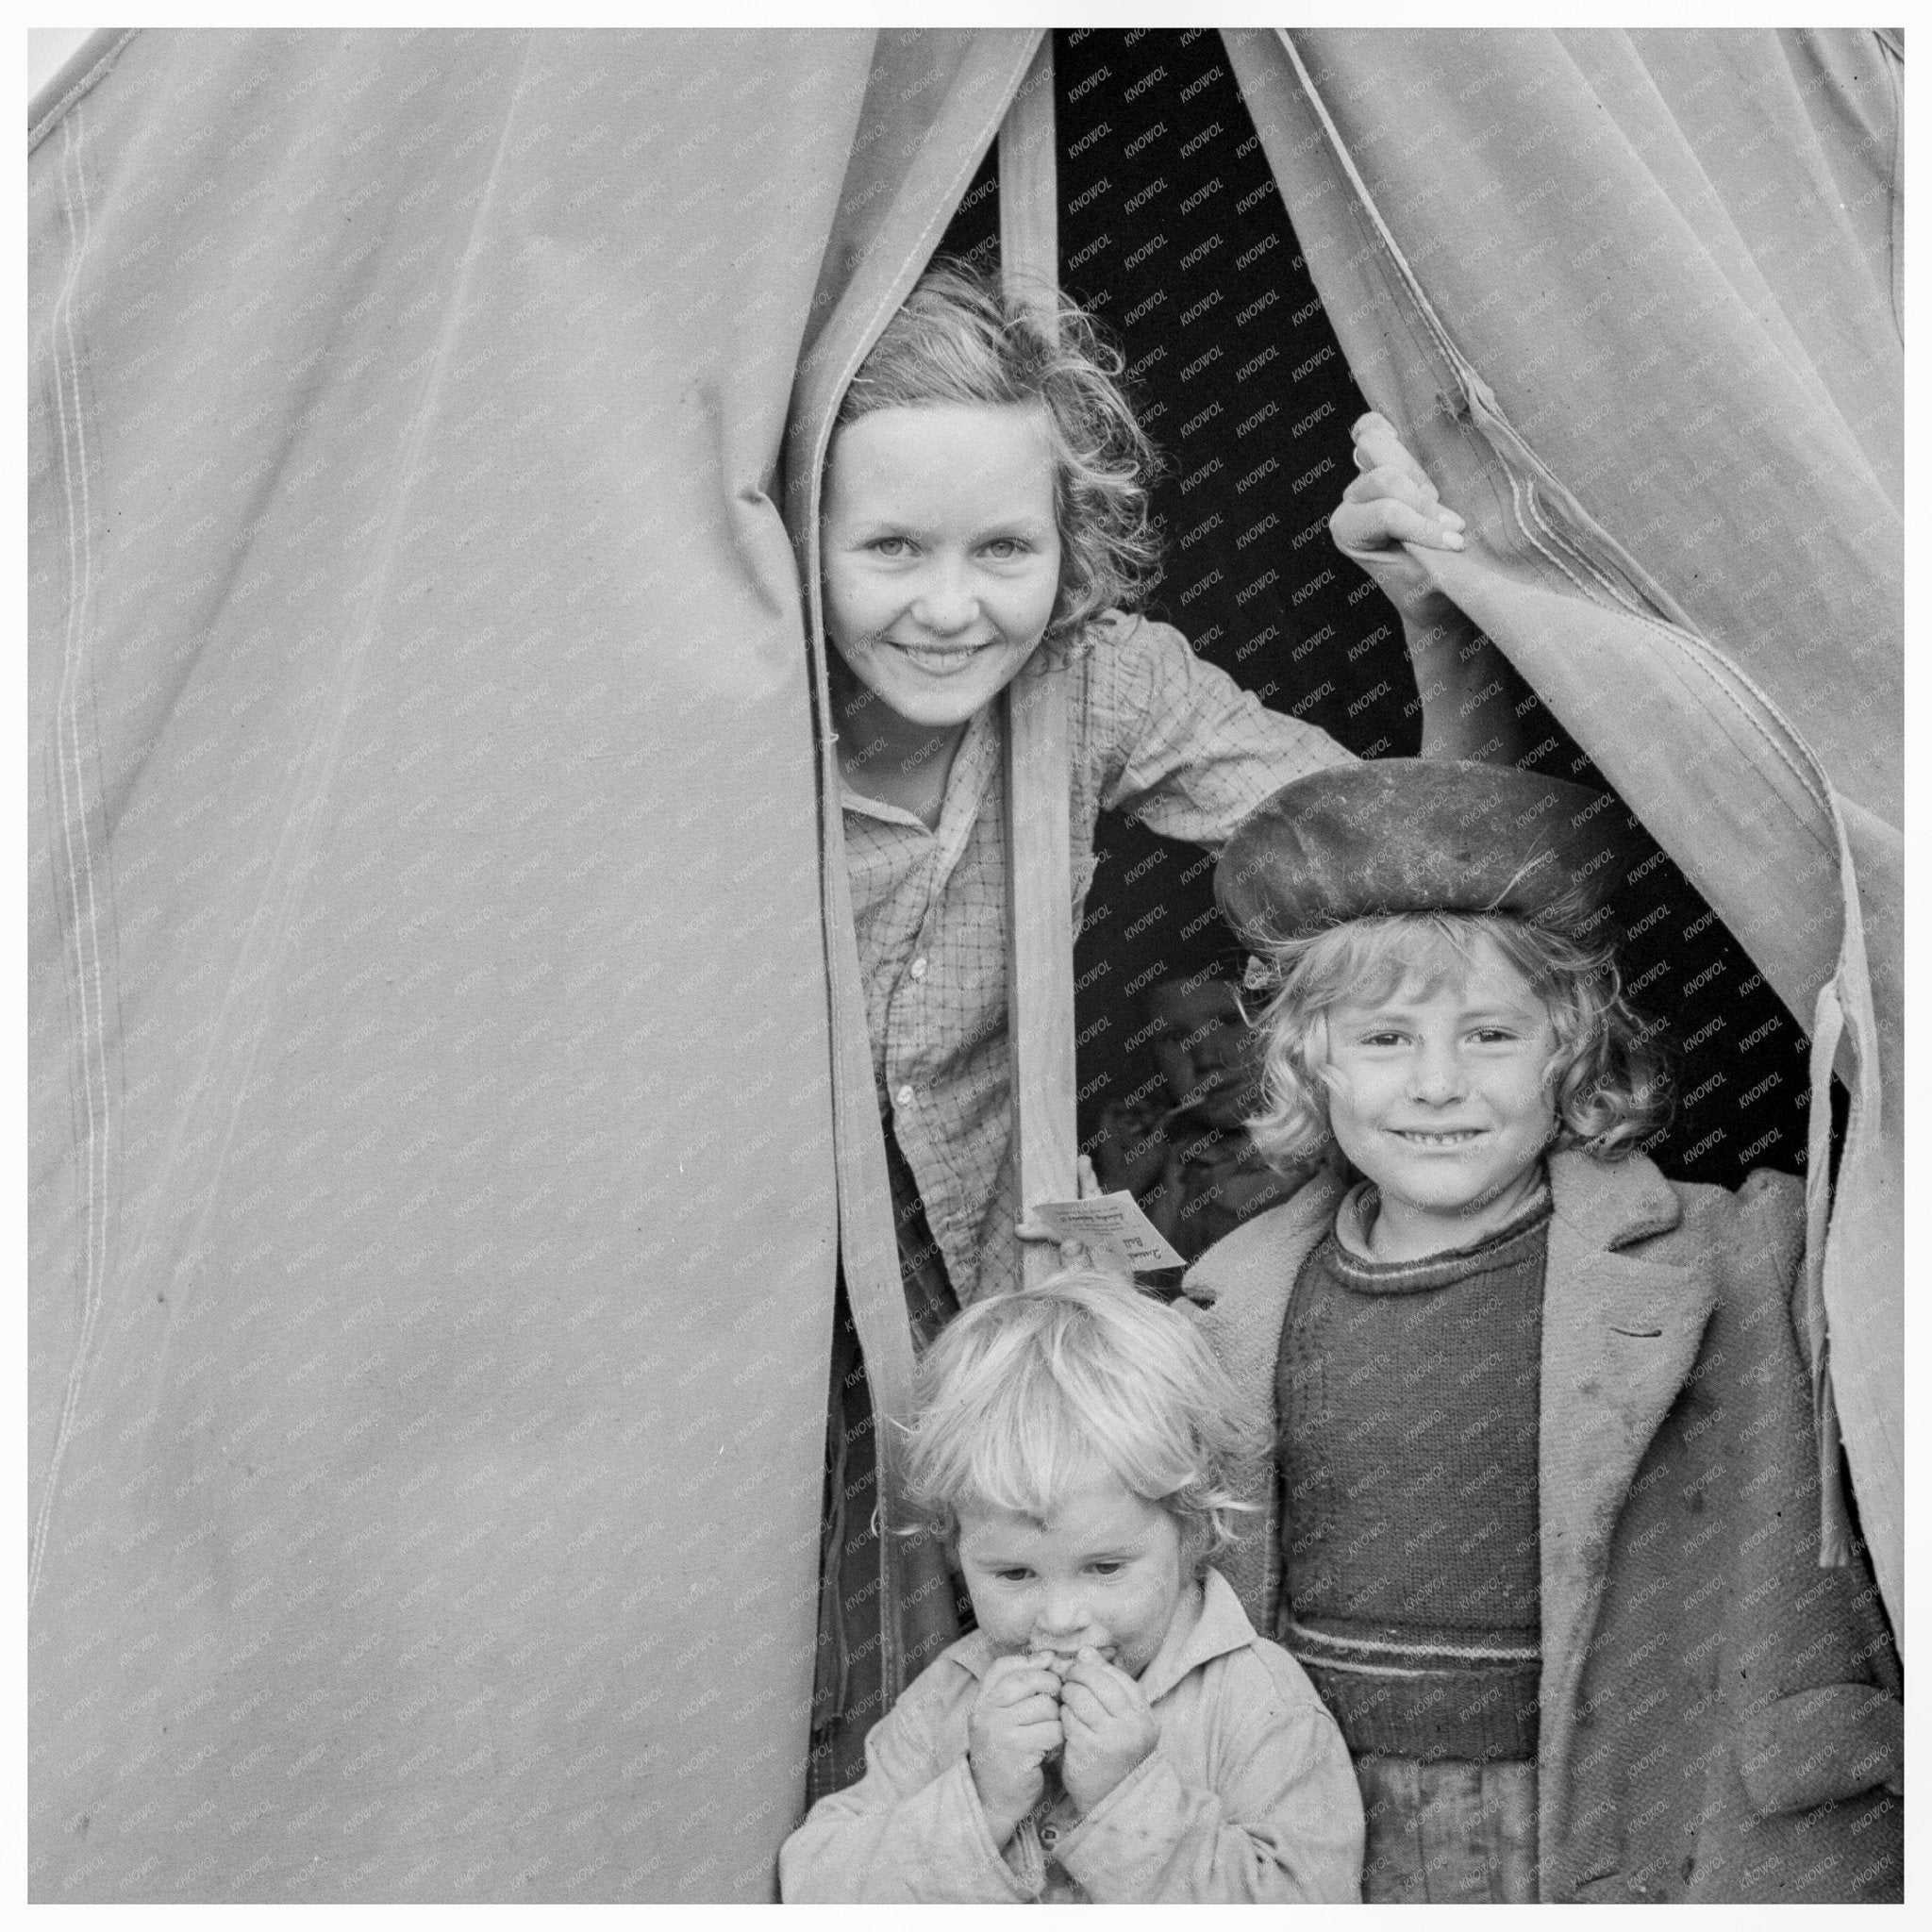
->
<box><xmin>1245</xmin><ymin>900</ymin><xmax>1674</xmax><ymax>1174</ymax></box>
<box><xmin>836</xmin><ymin>258</ymin><xmax>1162</xmax><ymax>645</ymax></box>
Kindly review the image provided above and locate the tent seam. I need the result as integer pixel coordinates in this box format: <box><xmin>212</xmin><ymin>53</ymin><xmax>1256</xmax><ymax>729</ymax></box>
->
<box><xmin>33</xmin><ymin>103</ymin><xmax>112</xmax><ymax>1607</ymax></box>
<box><xmin>1883</xmin><ymin>33</ymin><xmax>1904</xmax><ymax>340</ymax></box>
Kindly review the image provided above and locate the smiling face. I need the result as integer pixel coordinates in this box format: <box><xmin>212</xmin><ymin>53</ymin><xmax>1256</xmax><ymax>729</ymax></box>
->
<box><xmin>954</xmin><ymin>1472</ymin><xmax>1192</xmax><ymax>1681</ymax></box>
<box><xmin>822</xmin><ymin>403</ymin><xmax>1062</xmax><ymax>736</ymax></box>
<box><xmin>1322</xmin><ymin>935</ymin><xmax>1558</xmax><ymax>1257</ymax></box>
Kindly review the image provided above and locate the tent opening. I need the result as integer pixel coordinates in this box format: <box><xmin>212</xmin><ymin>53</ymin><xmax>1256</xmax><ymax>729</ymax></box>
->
<box><xmin>930</xmin><ymin>27</ymin><xmax>1843</xmax><ymax>1201</ymax></box>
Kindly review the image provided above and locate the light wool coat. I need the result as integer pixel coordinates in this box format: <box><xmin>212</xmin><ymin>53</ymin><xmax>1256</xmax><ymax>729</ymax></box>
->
<box><xmin>1185</xmin><ymin>1150</ymin><xmax>1903</xmax><ymax>1902</ymax></box>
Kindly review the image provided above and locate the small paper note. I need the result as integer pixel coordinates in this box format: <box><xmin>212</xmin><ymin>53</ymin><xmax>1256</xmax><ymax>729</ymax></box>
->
<box><xmin>1025</xmin><ymin>1191</ymin><xmax>1186</xmax><ymax>1274</ymax></box>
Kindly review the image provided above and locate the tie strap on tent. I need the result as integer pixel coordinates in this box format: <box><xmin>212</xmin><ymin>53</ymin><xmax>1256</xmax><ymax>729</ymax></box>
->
<box><xmin>998</xmin><ymin>36</ymin><xmax>1082</xmax><ymax>1284</ymax></box>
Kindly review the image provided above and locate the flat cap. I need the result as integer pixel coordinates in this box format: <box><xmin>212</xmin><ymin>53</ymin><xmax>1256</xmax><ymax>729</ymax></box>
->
<box><xmin>1215</xmin><ymin>758</ymin><xmax>1639</xmax><ymax>946</ymax></box>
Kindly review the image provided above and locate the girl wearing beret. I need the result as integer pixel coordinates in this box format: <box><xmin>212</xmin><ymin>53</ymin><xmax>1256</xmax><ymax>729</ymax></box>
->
<box><xmin>1184</xmin><ymin>758</ymin><xmax>1903</xmax><ymax>1903</ymax></box>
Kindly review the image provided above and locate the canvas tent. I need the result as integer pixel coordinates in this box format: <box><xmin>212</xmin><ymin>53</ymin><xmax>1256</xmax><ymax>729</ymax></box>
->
<box><xmin>29</xmin><ymin>26</ymin><xmax>1900</xmax><ymax>1902</ymax></box>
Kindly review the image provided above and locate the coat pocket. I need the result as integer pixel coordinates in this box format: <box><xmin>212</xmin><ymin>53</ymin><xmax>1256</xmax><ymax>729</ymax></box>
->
<box><xmin>1735</xmin><ymin>1684</ymin><xmax>1904</xmax><ymax>1815</ymax></box>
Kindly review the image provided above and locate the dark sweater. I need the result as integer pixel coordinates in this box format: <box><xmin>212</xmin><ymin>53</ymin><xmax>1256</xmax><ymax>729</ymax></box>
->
<box><xmin>1276</xmin><ymin>1188</ymin><xmax>1550</xmax><ymax>1760</ymax></box>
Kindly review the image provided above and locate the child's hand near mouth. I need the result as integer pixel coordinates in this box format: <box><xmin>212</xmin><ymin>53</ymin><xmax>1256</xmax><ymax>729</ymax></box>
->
<box><xmin>967</xmin><ymin>1653</ymin><xmax>1066</xmax><ymax>1844</ymax></box>
<box><xmin>1058</xmin><ymin>1645</ymin><xmax>1159</xmax><ymax>1816</ymax></box>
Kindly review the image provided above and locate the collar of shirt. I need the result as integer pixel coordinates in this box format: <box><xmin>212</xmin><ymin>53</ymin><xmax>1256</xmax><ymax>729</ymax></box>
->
<box><xmin>946</xmin><ymin>1568</ymin><xmax>1257</xmax><ymax>1706</ymax></box>
<box><xmin>839</xmin><ymin>705</ymin><xmax>1000</xmax><ymax>859</ymax></box>
<box><xmin>1334</xmin><ymin>1174</ymin><xmax>1555</xmax><ymax>1267</ymax></box>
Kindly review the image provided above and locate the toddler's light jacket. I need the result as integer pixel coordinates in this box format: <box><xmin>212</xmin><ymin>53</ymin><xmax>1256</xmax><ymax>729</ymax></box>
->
<box><xmin>779</xmin><ymin>1569</ymin><xmax>1363</xmax><ymax>1902</ymax></box>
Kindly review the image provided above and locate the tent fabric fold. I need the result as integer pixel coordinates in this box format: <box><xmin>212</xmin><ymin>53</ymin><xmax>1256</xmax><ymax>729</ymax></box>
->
<box><xmin>1224</xmin><ymin>25</ymin><xmax>1902</xmax><ymax>1637</ymax></box>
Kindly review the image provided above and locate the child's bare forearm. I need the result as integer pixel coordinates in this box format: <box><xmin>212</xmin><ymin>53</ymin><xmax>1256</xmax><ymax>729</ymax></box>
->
<box><xmin>1327</xmin><ymin>411</ymin><xmax>1523</xmax><ymax>767</ymax></box>
<box><xmin>1407</xmin><ymin>606</ymin><xmax>1523</xmax><ymax>766</ymax></box>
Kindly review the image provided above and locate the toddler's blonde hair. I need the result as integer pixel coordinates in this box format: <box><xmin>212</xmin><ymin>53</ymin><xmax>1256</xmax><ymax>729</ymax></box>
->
<box><xmin>901</xmin><ymin>1271</ymin><xmax>1267</xmax><ymax>1565</ymax></box>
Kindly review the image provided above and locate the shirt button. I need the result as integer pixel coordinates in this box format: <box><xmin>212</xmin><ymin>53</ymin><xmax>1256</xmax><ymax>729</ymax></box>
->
<box><xmin>909</xmin><ymin>957</ymin><xmax>927</xmax><ymax>980</ymax></box>
<box><xmin>1040</xmin><ymin>1824</ymin><xmax>1060</xmax><ymax>1847</ymax></box>
<box><xmin>896</xmin><ymin>1086</ymin><xmax>915</xmax><ymax>1108</ymax></box>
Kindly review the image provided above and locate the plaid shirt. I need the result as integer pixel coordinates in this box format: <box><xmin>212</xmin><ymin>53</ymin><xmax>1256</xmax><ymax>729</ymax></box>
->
<box><xmin>841</xmin><ymin>613</ymin><xmax>1353</xmax><ymax>1305</ymax></box>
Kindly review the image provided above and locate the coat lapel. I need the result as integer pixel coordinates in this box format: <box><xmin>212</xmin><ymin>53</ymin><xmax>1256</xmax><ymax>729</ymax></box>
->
<box><xmin>1185</xmin><ymin>1172</ymin><xmax>1345</xmax><ymax>1636</ymax></box>
<box><xmin>1536</xmin><ymin>1152</ymin><xmax>1717</xmax><ymax>1859</ymax></box>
